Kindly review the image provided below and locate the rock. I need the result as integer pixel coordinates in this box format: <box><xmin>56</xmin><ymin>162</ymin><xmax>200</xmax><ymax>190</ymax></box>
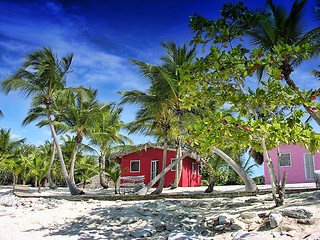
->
<box><xmin>297</xmin><ymin>218</ymin><xmax>317</xmax><ymax>225</ymax></box>
<box><xmin>131</xmin><ymin>230</ymin><xmax>152</xmax><ymax>238</ymax></box>
<box><xmin>145</xmin><ymin>202</ymin><xmax>158</xmax><ymax>208</ymax></box>
<box><xmin>166</xmin><ymin>222</ymin><xmax>182</xmax><ymax>232</ymax></box>
<box><xmin>245</xmin><ymin>198</ymin><xmax>259</xmax><ymax>203</ymax></box>
<box><xmin>218</xmin><ymin>213</ymin><xmax>230</xmax><ymax>225</ymax></box>
<box><xmin>269</xmin><ymin>213</ymin><xmax>282</xmax><ymax>228</ymax></box>
<box><xmin>230</xmin><ymin>219</ymin><xmax>245</xmax><ymax>230</ymax></box>
<box><xmin>214</xmin><ymin>225</ymin><xmax>226</xmax><ymax>231</ymax></box>
<box><xmin>281</xmin><ymin>208</ymin><xmax>313</xmax><ymax>219</ymax></box>
<box><xmin>153</xmin><ymin>221</ymin><xmax>166</xmax><ymax>231</ymax></box>
<box><xmin>240</xmin><ymin>212</ymin><xmax>259</xmax><ymax>221</ymax></box>
<box><xmin>130</xmin><ymin>225</ymin><xmax>156</xmax><ymax>238</ymax></box>
<box><xmin>181</xmin><ymin>200</ymin><xmax>199</xmax><ymax>208</ymax></box>
<box><xmin>167</xmin><ymin>230</ymin><xmax>203</xmax><ymax>240</ymax></box>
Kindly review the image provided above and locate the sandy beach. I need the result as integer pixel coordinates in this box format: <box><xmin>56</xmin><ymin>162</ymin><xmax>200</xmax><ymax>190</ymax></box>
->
<box><xmin>0</xmin><ymin>184</ymin><xmax>320</xmax><ymax>240</ymax></box>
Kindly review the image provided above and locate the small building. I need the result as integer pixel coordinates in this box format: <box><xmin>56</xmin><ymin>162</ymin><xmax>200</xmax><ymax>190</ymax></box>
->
<box><xmin>264</xmin><ymin>143</ymin><xmax>320</xmax><ymax>184</ymax></box>
<box><xmin>109</xmin><ymin>143</ymin><xmax>202</xmax><ymax>187</ymax></box>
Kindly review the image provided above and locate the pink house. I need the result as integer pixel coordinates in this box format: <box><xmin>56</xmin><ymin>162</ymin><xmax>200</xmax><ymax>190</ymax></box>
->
<box><xmin>110</xmin><ymin>143</ymin><xmax>202</xmax><ymax>188</ymax></box>
<box><xmin>264</xmin><ymin>143</ymin><xmax>320</xmax><ymax>184</ymax></box>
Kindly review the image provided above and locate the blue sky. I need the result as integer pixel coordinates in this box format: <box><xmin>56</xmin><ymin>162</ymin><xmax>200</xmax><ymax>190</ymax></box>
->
<box><xmin>0</xmin><ymin>0</ymin><xmax>320</xmax><ymax>177</ymax></box>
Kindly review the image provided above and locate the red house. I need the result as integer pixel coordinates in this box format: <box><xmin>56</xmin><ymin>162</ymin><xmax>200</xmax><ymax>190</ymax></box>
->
<box><xmin>110</xmin><ymin>143</ymin><xmax>202</xmax><ymax>187</ymax></box>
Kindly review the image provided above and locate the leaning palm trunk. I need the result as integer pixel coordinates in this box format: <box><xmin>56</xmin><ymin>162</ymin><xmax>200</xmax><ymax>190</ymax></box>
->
<box><xmin>152</xmin><ymin>129</ymin><xmax>169</xmax><ymax>195</ymax></box>
<box><xmin>99</xmin><ymin>156</ymin><xmax>109</xmax><ymax>189</ymax></box>
<box><xmin>212</xmin><ymin>147</ymin><xmax>257</xmax><ymax>192</ymax></box>
<box><xmin>45</xmin><ymin>106</ymin><xmax>84</xmax><ymax>195</ymax></box>
<box><xmin>46</xmin><ymin>141</ymin><xmax>58</xmax><ymax>189</ymax></box>
<box><xmin>69</xmin><ymin>141</ymin><xmax>80</xmax><ymax>184</ymax></box>
<box><xmin>137</xmin><ymin>146</ymin><xmax>197</xmax><ymax>195</ymax></box>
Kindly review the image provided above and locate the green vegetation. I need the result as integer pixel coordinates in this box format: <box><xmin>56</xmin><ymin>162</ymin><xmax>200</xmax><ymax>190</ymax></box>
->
<box><xmin>0</xmin><ymin>1</ymin><xmax>320</xmax><ymax>205</ymax></box>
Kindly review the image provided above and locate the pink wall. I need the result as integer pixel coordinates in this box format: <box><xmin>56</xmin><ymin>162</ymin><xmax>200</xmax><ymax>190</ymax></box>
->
<box><xmin>120</xmin><ymin>147</ymin><xmax>201</xmax><ymax>187</ymax></box>
<box><xmin>264</xmin><ymin>143</ymin><xmax>320</xmax><ymax>184</ymax></box>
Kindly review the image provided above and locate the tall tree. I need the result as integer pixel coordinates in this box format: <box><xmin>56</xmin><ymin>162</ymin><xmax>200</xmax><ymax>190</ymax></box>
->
<box><xmin>0</xmin><ymin>128</ymin><xmax>25</xmax><ymax>162</ymax></box>
<box><xmin>247</xmin><ymin>0</ymin><xmax>320</xmax><ymax>125</ymax></box>
<box><xmin>88</xmin><ymin>105</ymin><xmax>132</xmax><ymax>188</ymax></box>
<box><xmin>1</xmin><ymin>47</ymin><xmax>84</xmax><ymax>195</ymax></box>
<box><xmin>56</xmin><ymin>88</ymin><xmax>102</xmax><ymax>184</ymax></box>
<box><xmin>119</xmin><ymin>89</ymin><xmax>173</xmax><ymax>194</ymax></box>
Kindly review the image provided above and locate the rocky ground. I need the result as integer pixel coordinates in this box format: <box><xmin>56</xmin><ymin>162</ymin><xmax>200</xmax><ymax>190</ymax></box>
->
<box><xmin>0</xmin><ymin>186</ymin><xmax>320</xmax><ymax>240</ymax></box>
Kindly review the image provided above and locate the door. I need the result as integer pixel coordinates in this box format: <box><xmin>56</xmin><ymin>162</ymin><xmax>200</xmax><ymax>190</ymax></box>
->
<box><xmin>304</xmin><ymin>153</ymin><xmax>315</xmax><ymax>180</ymax></box>
<box><xmin>150</xmin><ymin>160</ymin><xmax>159</xmax><ymax>181</ymax></box>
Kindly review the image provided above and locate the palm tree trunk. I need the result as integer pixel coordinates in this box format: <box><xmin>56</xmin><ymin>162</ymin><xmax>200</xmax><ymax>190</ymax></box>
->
<box><xmin>205</xmin><ymin>174</ymin><xmax>215</xmax><ymax>193</ymax></box>
<box><xmin>152</xmin><ymin>128</ymin><xmax>168</xmax><ymax>195</ymax></box>
<box><xmin>38</xmin><ymin>180</ymin><xmax>42</xmax><ymax>193</ymax></box>
<box><xmin>46</xmin><ymin>140</ymin><xmax>58</xmax><ymax>189</ymax></box>
<box><xmin>99</xmin><ymin>155</ymin><xmax>109</xmax><ymax>188</ymax></box>
<box><xmin>45</xmin><ymin>105</ymin><xmax>84</xmax><ymax>195</ymax></box>
<box><xmin>69</xmin><ymin>141</ymin><xmax>80</xmax><ymax>184</ymax></box>
<box><xmin>212</xmin><ymin>146</ymin><xmax>257</xmax><ymax>192</ymax></box>
<box><xmin>137</xmin><ymin>146</ymin><xmax>197</xmax><ymax>195</ymax></box>
<box><xmin>171</xmin><ymin>140</ymin><xmax>182</xmax><ymax>189</ymax></box>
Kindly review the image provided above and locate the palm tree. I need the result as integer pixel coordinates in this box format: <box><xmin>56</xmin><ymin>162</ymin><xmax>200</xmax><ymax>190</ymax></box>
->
<box><xmin>1</xmin><ymin>47</ymin><xmax>84</xmax><ymax>195</ymax></box>
<box><xmin>28</xmin><ymin>148</ymin><xmax>50</xmax><ymax>193</ymax></box>
<box><xmin>247</xmin><ymin>0</ymin><xmax>320</xmax><ymax>125</ymax></box>
<box><xmin>104</xmin><ymin>161</ymin><xmax>128</xmax><ymax>194</ymax></box>
<box><xmin>0</xmin><ymin>128</ymin><xmax>25</xmax><ymax>162</ymax></box>
<box><xmin>119</xmin><ymin>89</ymin><xmax>173</xmax><ymax>194</ymax></box>
<box><xmin>56</xmin><ymin>88</ymin><xmax>102</xmax><ymax>184</ymax></box>
<box><xmin>88</xmin><ymin>105</ymin><xmax>133</xmax><ymax>188</ymax></box>
<box><xmin>74</xmin><ymin>155</ymin><xmax>99</xmax><ymax>188</ymax></box>
<box><xmin>121</xmin><ymin>41</ymin><xmax>196</xmax><ymax>193</ymax></box>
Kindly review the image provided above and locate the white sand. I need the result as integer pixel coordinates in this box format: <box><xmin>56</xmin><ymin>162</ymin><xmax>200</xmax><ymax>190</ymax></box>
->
<box><xmin>0</xmin><ymin>184</ymin><xmax>319</xmax><ymax>240</ymax></box>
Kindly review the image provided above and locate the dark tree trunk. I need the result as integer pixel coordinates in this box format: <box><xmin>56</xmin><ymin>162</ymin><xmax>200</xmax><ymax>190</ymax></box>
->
<box><xmin>205</xmin><ymin>174</ymin><xmax>215</xmax><ymax>193</ymax></box>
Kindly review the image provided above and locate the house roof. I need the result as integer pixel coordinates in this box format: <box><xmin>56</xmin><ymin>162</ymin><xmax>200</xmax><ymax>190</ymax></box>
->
<box><xmin>108</xmin><ymin>142</ymin><xmax>203</xmax><ymax>163</ymax></box>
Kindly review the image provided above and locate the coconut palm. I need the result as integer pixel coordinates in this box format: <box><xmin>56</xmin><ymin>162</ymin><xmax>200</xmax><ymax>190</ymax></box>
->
<box><xmin>1</xmin><ymin>47</ymin><xmax>84</xmax><ymax>195</ymax></box>
<box><xmin>55</xmin><ymin>88</ymin><xmax>102</xmax><ymax>184</ymax></box>
<box><xmin>0</xmin><ymin>150</ymin><xmax>23</xmax><ymax>188</ymax></box>
<box><xmin>28</xmin><ymin>148</ymin><xmax>50</xmax><ymax>193</ymax></box>
<box><xmin>247</xmin><ymin>0</ymin><xmax>320</xmax><ymax>125</ymax></box>
<box><xmin>0</xmin><ymin>128</ymin><xmax>25</xmax><ymax>162</ymax></box>
<box><xmin>74</xmin><ymin>155</ymin><xmax>99</xmax><ymax>188</ymax></box>
<box><xmin>121</xmin><ymin>41</ymin><xmax>196</xmax><ymax>193</ymax></box>
<box><xmin>88</xmin><ymin>105</ymin><xmax>133</xmax><ymax>188</ymax></box>
<box><xmin>120</xmin><ymin>89</ymin><xmax>173</xmax><ymax>194</ymax></box>
<box><xmin>104</xmin><ymin>161</ymin><xmax>128</xmax><ymax>194</ymax></box>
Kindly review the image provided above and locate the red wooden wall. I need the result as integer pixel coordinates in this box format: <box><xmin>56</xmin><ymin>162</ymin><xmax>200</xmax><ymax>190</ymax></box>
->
<box><xmin>120</xmin><ymin>147</ymin><xmax>201</xmax><ymax>187</ymax></box>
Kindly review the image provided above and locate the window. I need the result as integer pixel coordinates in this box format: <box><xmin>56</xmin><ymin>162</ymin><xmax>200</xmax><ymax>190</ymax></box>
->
<box><xmin>130</xmin><ymin>160</ymin><xmax>140</xmax><ymax>172</ymax></box>
<box><xmin>171</xmin><ymin>158</ymin><xmax>176</xmax><ymax>171</ymax></box>
<box><xmin>304</xmin><ymin>153</ymin><xmax>315</xmax><ymax>180</ymax></box>
<box><xmin>192</xmin><ymin>162</ymin><xmax>197</xmax><ymax>174</ymax></box>
<box><xmin>198</xmin><ymin>164</ymin><xmax>202</xmax><ymax>176</ymax></box>
<box><xmin>279</xmin><ymin>153</ymin><xmax>291</xmax><ymax>167</ymax></box>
